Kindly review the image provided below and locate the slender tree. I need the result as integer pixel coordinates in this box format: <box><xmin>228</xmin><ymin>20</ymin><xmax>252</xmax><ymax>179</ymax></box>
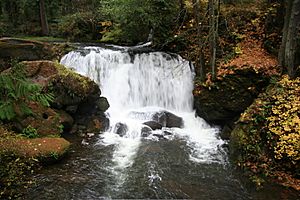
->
<box><xmin>39</xmin><ymin>0</ymin><xmax>49</xmax><ymax>36</ymax></box>
<box><xmin>192</xmin><ymin>0</ymin><xmax>206</xmax><ymax>81</ymax></box>
<box><xmin>279</xmin><ymin>0</ymin><xmax>300</xmax><ymax>78</ymax></box>
<box><xmin>208</xmin><ymin>0</ymin><xmax>219</xmax><ymax>80</ymax></box>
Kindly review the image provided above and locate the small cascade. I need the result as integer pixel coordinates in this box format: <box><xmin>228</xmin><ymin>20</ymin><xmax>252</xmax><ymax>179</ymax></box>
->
<box><xmin>61</xmin><ymin>45</ymin><xmax>225</xmax><ymax>191</ymax></box>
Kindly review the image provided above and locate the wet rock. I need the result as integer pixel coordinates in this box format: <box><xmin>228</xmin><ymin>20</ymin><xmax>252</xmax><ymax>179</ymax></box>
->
<box><xmin>152</xmin><ymin>111</ymin><xmax>183</xmax><ymax>128</ymax></box>
<box><xmin>97</xmin><ymin>97</ymin><xmax>110</xmax><ymax>112</ymax></box>
<box><xmin>219</xmin><ymin>119</ymin><xmax>237</xmax><ymax>140</ymax></box>
<box><xmin>194</xmin><ymin>68</ymin><xmax>269</xmax><ymax>125</ymax></box>
<box><xmin>141</xmin><ymin>126</ymin><xmax>152</xmax><ymax>137</ymax></box>
<box><xmin>143</xmin><ymin>121</ymin><xmax>163</xmax><ymax>130</ymax></box>
<box><xmin>55</xmin><ymin>110</ymin><xmax>74</xmax><ymax>131</ymax></box>
<box><xmin>86</xmin><ymin>117</ymin><xmax>103</xmax><ymax>133</ymax></box>
<box><xmin>114</xmin><ymin>123</ymin><xmax>128</xmax><ymax>137</ymax></box>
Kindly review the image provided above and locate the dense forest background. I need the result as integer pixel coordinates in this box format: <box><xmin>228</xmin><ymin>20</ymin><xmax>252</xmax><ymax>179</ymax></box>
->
<box><xmin>0</xmin><ymin>0</ymin><xmax>299</xmax><ymax>78</ymax></box>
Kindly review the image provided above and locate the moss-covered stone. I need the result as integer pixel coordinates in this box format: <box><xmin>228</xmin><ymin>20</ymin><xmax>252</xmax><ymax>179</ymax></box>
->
<box><xmin>0</xmin><ymin>124</ymin><xmax>70</xmax><ymax>199</ymax></box>
<box><xmin>0</xmin><ymin>137</ymin><xmax>70</xmax><ymax>162</ymax></box>
<box><xmin>21</xmin><ymin>60</ymin><xmax>109</xmax><ymax>134</ymax></box>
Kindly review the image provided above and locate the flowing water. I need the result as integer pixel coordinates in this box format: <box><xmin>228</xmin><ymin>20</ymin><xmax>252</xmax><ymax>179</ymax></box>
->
<box><xmin>25</xmin><ymin>46</ymin><xmax>299</xmax><ymax>199</ymax></box>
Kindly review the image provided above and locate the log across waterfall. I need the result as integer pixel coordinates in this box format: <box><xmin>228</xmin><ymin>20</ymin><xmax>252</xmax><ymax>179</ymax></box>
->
<box><xmin>61</xmin><ymin>45</ymin><xmax>225</xmax><ymax>194</ymax></box>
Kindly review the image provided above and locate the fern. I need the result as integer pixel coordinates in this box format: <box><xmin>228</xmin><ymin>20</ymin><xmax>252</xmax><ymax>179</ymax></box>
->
<box><xmin>0</xmin><ymin>62</ymin><xmax>54</xmax><ymax>121</ymax></box>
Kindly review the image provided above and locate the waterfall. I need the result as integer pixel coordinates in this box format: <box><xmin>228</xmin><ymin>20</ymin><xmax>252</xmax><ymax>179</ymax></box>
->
<box><xmin>61</xmin><ymin>46</ymin><xmax>225</xmax><ymax>188</ymax></box>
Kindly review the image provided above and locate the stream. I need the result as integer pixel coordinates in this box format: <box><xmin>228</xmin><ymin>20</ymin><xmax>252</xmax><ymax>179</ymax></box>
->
<box><xmin>25</xmin><ymin>45</ymin><xmax>299</xmax><ymax>199</ymax></box>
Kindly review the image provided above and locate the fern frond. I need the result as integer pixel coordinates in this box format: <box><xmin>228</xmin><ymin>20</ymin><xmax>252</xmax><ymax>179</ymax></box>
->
<box><xmin>19</xmin><ymin>102</ymin><xmax>33</xmax><ymax>116</ymax></box>
<box><xmin>0</xmin><ymin>102</ymin><xmax>16</xmax><ymax>120</ymax></box>
<box><xmin>0</xmin><ymin>61</ymin><xmax>55</xmax><ymax>121</ymax></box>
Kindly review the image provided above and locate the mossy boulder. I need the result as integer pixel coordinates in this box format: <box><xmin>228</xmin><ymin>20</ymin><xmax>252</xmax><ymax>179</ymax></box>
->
<box><xmin>22</xmin><ymin>60</ymin><xmax>109</xmax><ymax>134</ymax></box>
<box><xmin>0</xmin><ymin>137</ymin><xmax>70</xmax><ymax>163</ymax></box>
<box><xmin>0</xmin><ymin>124</ymin><xmax>69</xmax><ymax>199</ymax></box>
<box><xmin>0</xmin><ymin>125</ymin><xmax>70</xmax><ymax>163</ymax></box>
<box><xmin>194</xmin><ymin>68</ymin><xmax>269</xmax><ymax>126</ymax></box>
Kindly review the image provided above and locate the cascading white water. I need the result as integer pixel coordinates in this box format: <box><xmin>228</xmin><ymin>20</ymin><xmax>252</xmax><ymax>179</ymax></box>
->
<box><xmin>61</xmin><ymin>46</ymin><xmax>225</xmax><ymax>187</ymax></box>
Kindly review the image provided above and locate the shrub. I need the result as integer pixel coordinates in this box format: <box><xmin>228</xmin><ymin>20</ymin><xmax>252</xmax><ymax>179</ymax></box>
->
<box><xmin>57</xmin><ymin>12</ymin><xmax>102</xmax><ymax>41</ymax></box>
<box><xmin>234</xmin><ymin>75</ymin><xmax>300</xmax><ymax>182</ymax></box>
<box><xmin>21</xmin><ymin>125</ymin><xmax>39</xmax><ymax>138</ymax></box>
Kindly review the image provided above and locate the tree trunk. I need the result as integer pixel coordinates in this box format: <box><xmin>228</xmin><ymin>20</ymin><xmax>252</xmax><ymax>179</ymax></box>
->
<box><xmin>279</xmin><ymin>0</ymin><xmax>300</xmax><ymax>78</ymax></box>
<box><xmin>39</xmin><ymin>0</ymin><xmax>49</xmax><ymax>36</ymax></box>
<box><xmin>179</xmin><ymin>0</ymin><xmax>185</xmax><ymax>11</ymax></box>
<box><xmin>209</xmin><ymin>0</ymin><xmax>217</xmax><ymax>80</ymax></box>
<box><xmin>192</xmin><ymin>0</ymin><xmax>206</xmax><ymax>81</ymax></box>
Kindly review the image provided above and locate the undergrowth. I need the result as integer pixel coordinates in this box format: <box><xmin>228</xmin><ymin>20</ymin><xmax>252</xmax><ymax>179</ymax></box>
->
<box><xmin>233</xmin><ymin>75</ymin><xmax>300</xmax><ymax>189</ymax></box>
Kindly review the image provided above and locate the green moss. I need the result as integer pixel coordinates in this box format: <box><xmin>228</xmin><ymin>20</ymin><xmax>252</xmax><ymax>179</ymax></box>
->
<box><xmin>53</xmin><ymin>62</ymin><xmax>92</xmax><ymax>95</ymax></box>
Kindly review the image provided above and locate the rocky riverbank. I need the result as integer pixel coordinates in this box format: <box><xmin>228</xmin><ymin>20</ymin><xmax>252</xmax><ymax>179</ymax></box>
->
<box><xmin>0</xmin><ymin>38</ymin><xmax>109</xmax><ymax>199</ymax></box>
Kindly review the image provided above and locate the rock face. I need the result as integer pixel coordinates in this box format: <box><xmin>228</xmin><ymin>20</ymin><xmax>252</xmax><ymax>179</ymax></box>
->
<box><xmin>194</xmin><ymin>68</ymin><xmax>269</xmax><ymax>126</ymax></box>
<box><xmin>20</xmin><ymin>60</ymin><xmax>109</xmax><ymax>135</ymax></box>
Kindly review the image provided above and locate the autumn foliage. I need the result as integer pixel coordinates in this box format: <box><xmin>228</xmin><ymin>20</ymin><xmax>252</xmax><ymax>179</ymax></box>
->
<box><xmin>235</xmin><ymin>75</ymin><xmax>300</xmax><ymax>189</ymax></box>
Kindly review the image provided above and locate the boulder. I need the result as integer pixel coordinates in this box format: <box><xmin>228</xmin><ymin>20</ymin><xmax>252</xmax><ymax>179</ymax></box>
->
<box><xmin>194</xmin><ymin>68</ymin><xmax>269</xmax><ymax>126</ymax></box>
<box><xmin>17</xmin><ymin>102</ymin><xmax>63</xmax><ymax>137</ymax></box>
<box><xmin>143</xmin><ymin>121</ymin><xmax>163</xmax><ymax>130</ymax></box>
<box><xmin>141</xmin><ymin>126</ymin><xmax>152</xmax><ymax>137</ymax></box>
<box><xmin>152</xmin><ymin>111</ymin><xmax>183</xmax><ymax>128</ymax></box>
<box><xmin>97</xmin><ymin>97</ymin><xmax>110</xmax><ymax>112</ymax></box>
<box><xmin>21</xmin><ymin>60</ymin><xmax>110</xmax><ymax>133</ymax></box>
<box><xmin>86</xmin><ymin>116</ymin><xmax>108</xmax><ymax>133</ymax></box>
<box><xmin>55</xmin><ymin>110</ymin><xmax>74</xmax><ymax>131</ymax></box>
<box><xmin>0</xmin><ymin>137</ymin><xmax>70</xmax><ymax>163</ymax></box>
<box><xmin>114</xmin><ymin>123</ymin><xmax>128</xmax><ymax>137</ymax></box>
